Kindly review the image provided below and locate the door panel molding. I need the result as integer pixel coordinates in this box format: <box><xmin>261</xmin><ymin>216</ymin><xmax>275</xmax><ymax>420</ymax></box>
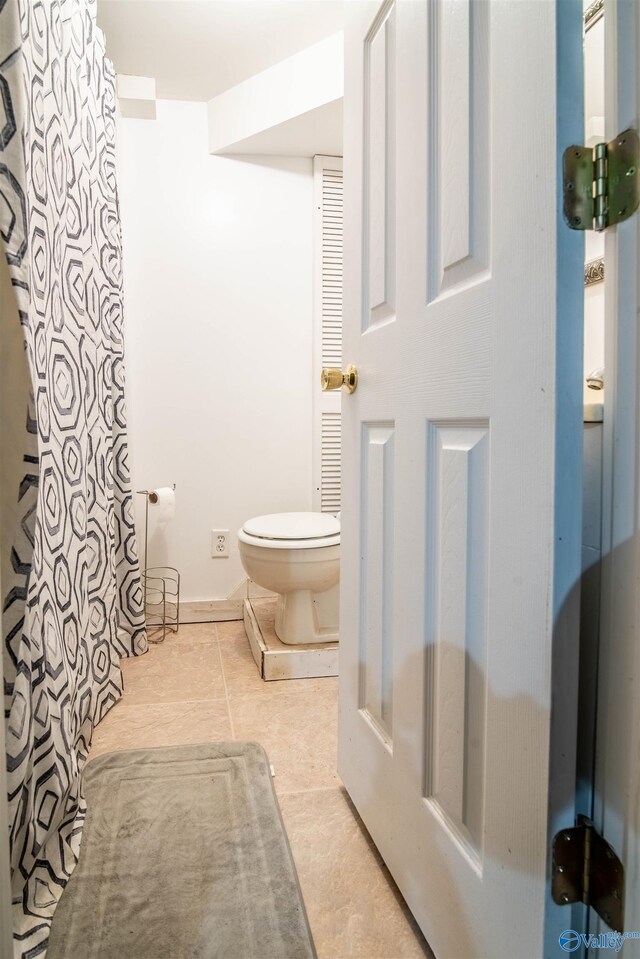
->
<box><xmin>427</xmin><ymin>0</ymin><xmax>490</xmax><ymax>301</ymax></box>
<box><xmin>363</xmin><ymin>0</ymin><xmax>396</xmax><ymax>330</ymax></box>
<box><xmin>424</xmin><ymin>421</ymin><xmax>489</xmax><ymax>866</ymax></box>
<box><xmin>359</xmin><ymin>421</ymin><xmax>395</xmax><ymax>745</ymax></box>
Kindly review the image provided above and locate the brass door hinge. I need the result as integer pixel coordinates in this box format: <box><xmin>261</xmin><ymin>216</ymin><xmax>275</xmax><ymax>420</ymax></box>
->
<box><xmin>563</xmin><ymin>128</ymin><xmax>639</xmax><ymax>231</ymax></box>
<box><xmin>552</xmin><ymin>817</ymin><xmax>625</xmax><ymax>932</ymax></box>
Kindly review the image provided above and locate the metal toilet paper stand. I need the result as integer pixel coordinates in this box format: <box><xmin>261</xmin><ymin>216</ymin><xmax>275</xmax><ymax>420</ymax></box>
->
<box><xmin>136</xmin><ymin>485</ymin><xmax>180</xmax><ymax>644</ymax></box>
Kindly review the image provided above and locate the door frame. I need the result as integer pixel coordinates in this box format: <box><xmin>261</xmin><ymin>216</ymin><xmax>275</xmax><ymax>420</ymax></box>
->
<box><xmin>592</xmin><ymin>0</ymin><xmax>640</xmax><ymax>939</ymax></box>
<box><xmin>543</xmin><ymin>0</ymin><xmax>590</xmax><ymax>953</ymax></box>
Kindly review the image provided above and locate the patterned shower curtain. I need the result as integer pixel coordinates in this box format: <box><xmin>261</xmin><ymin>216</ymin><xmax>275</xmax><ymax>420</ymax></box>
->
<box><xmin>0</xmin><ymin>0</ymin><xmax>147</xmax><ymax>953</ymax></box>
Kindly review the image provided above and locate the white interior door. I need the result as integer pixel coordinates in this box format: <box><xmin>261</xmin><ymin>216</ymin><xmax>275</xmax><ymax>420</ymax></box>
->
<box><xmin>593</xmin><ymin>0</ymin><xmax>640</xmax><ymax>948</ymax></box>
<box><xmin>338</xmin><ymin>2</ymin><xmax>585</xmax><ymax>957</ymax></box>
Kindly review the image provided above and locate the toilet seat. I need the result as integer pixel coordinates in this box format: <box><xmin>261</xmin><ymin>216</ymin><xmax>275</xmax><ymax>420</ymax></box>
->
<box><xmin>238</xmin><ymin>512</ymin><xmax>340</xmax><ymax>550</ymax></box>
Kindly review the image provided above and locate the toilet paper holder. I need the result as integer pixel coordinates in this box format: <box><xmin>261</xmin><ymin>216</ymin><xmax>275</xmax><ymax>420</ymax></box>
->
<box><xmin>136</xmin><ymin>485</ymin><xmax>180</xmax><ymax>644</ymax></box>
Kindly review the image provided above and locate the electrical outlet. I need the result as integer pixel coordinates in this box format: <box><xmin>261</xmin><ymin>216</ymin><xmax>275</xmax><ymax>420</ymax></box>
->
<box><xmin>211</xmin><ymin>530</ymin><xmax>229</xmax><ymax>558</ymax></box>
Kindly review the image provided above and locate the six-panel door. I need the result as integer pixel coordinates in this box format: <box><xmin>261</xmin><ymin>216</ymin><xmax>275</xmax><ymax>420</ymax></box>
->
<box><xmin>338</xmin><ymin>2</ymin><xmax>584</xmax><ymax>956</ymax></box>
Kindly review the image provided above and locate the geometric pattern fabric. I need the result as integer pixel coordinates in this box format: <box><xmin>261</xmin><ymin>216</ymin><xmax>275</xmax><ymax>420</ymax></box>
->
<box><xmin>0</xmin><ymin>2</ymin><xmax>147</xmax><ymax>954</ymax></box>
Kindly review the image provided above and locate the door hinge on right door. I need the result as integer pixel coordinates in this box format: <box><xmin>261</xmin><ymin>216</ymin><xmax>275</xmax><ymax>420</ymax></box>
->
<box><xmin>563</xmin><ymin>128</ymin><xmax>640</xmax><ymax>231</ymax></box>
<box><xmin>552</xmin><ymin>817</ymin><xmax>625</xmax><ymax>932</ymax></box>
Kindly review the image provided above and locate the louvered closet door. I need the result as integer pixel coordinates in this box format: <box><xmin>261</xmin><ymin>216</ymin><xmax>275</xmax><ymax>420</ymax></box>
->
<box><xmin>313</xmin><ymin>155</ymin><xmax>343</xmax><ymax>514</ymax></box>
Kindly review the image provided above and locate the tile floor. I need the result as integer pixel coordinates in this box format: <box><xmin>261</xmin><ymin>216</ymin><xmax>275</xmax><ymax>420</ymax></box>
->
<box><xmin>90</xmin><ymin>619</ymin><xmax>433</xmax><ymax>959</ymax></box>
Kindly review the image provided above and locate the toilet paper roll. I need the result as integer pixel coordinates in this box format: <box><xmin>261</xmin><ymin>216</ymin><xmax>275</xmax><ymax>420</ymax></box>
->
<box><xmin>149</xmin><ymin>487</ymin><xmax>175</xmax><ymax>525</ymax></box>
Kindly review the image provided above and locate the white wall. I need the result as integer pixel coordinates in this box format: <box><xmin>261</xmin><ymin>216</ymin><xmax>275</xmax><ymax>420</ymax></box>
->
<box><xmin>118</xmin><ymin>100</ymin><xmax>314</xmax><ymax>602</ymax></box>
<box><xmin>207</xmin><ymin>32</ymin><xmax>343</xmax><ymax>155</ymax></box>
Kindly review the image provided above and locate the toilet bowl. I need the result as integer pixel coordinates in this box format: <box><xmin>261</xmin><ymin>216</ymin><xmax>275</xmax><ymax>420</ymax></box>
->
<box><xmin>238</xmin><ymin>512</ymin><xmax>340</xmax><ymax>645</ymax></box>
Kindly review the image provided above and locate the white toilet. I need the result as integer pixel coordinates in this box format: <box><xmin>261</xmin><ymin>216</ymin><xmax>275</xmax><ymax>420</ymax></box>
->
<box><xmin>238</xmin><ymin>512</ymin><xmax>340</xmax><ymax>645</ymax></box>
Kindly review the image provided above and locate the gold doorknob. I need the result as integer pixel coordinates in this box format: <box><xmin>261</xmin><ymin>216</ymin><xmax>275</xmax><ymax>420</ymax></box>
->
<box><xmin>321</xmin><ymin>365</ymin><xmax>358</xmax><ymax>394</ymax></box>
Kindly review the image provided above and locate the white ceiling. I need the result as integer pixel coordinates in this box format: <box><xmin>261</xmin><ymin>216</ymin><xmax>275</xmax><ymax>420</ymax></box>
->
<box><xmin>97</xmin><ymin>0</ymin><xmax>345</xmax><ymax>102</ymax></box>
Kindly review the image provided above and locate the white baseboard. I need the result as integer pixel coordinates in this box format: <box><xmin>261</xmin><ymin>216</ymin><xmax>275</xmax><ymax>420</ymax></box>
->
<box><xmin>179</xmin><ymin>599</ymin><xmax>244</xmax><ymax>623</ymax></box>
<box><xmin>179</xmin><ymin>581</ymin><xmax>276</xmax><ymax>623</ymax></box>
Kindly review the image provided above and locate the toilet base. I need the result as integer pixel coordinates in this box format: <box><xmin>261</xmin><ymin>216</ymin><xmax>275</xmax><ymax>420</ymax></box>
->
<box><xmin>275</xmin><ymin>589</ymin><xmax>338</xmax><ymax>645</ymax></box>
<box><xmin>244</xmin><ymin>599</ymin><xmax>339</xmax><ymax>680</ymax></box>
